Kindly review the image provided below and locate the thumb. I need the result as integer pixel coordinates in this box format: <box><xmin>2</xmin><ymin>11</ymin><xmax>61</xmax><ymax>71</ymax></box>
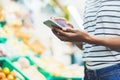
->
<box><xmin>62</xmin><ymin>27</ymin><xmax>76</xmax><ymax>33</ymax></box>
<box><xmin>66</xmin><ymin>22</ymin><xmax>73</xmax><ymax>28</ymax></box>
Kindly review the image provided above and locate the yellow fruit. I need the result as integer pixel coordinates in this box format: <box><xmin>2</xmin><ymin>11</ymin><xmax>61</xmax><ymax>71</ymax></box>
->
<box><xmin>1</xmin><ymin>78</ymin><xmax>8</xmax><ymax>80</ymax></box>
<box><xmin>14</xmin><ymin>78</ymin><xmax>18</xmax><ymax>80</ymax></box>
<box><xmin>7</xmin><ymin>74</ymin><xmax>14</xmax><ymax>80</ymax></box>
<box><xmin>3</xmin><ymin>67</ymin><xmax>10</xmax><ymax>75</ymax></box>
<box><xmin>0</xmin><ymin>72</ymin><xmax>6</xmax><ymax>79</ymax></box>
<box><xmin>9</xmin><ymin>72</ymin><xmax>15</xmax><ymax>77</ymax></box>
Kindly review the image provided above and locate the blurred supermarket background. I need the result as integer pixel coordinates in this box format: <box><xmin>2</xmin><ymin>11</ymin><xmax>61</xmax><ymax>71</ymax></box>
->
<box><xmin>0</xmin><ymin>0</ymin><xmax>85</xmax><ymax>80</ymax></box>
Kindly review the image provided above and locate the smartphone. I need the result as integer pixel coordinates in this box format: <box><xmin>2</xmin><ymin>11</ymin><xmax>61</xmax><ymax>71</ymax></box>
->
<box><xmin>43</xmin><ymin>19</ymin><xmax>65</xmax><ymax>29</ymax></box>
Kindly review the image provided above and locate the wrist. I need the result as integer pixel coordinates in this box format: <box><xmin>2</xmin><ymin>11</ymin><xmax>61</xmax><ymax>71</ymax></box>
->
<box><xmin>85</xmin><ymin>35</ymin><xmax>97</xmax><ymax>44</ymax></box>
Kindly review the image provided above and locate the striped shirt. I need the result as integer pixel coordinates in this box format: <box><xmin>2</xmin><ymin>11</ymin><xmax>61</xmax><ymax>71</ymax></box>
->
<box><xmin>83</xmin><ymin>0</ymin><xmax>120</xmax><ymax>70</ymax></box>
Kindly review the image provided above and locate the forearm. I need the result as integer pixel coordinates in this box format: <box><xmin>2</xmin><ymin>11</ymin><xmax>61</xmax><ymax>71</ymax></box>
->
<box><xmin>87</xmin><ymin>36</ymin><xmax>120</xmax><ymax>51</ymax></box>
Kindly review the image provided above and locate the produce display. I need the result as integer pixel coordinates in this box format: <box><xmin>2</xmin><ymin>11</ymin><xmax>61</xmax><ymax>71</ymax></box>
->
<box><xmin>10</xmin><ymin>21</ymin><xmax>45</xmax><ymax>54</ymax></box>
<box><xmin>0</xmin><ymin>67</ymin><xmax>18</xmax><ymax>80</ymax></box>
<box><xmin>0</xmin><ymin>0</ymin><xmax>84</xmax><ymax>80</ymax></box>
<box><xmin>0</xmin><ymin>26</ymin><xmax>36</xmax><ymax>57</ymax></box>
<box><xmin>31</xmin><ymin>56</ymin><xmax>84</xmax><ymax>78</ymax></box>
<box><xmin>13</xmin><ymin>57</ymin><xmax>46</xmax><ymax>80</ymax></box>
<box><xmin>0</xmin><ymin>2</ymin><xmax>45</xmax><ymax>56</ymax></box>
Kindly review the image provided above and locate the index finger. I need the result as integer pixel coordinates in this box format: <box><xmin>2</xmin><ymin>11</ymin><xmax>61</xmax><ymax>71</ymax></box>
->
<box><xmin>50</xmin><ymin>16</ymin><xmax>66</xmax><ymax>21</ymax></box>
<box><xmin>53</xmin><ymin>27</ymin><xmax>72</xmax><ymax>37</ymax></box>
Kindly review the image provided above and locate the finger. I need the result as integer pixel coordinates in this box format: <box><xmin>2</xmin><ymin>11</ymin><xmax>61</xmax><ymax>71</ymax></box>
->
<box><xmin>66</xmin><ymin>22</ymin><xmax>73</xmax><ymax>28</ymax></box>
<box><xmin>50</xmin><ymin>16</ymin><xmax>56</xmax><ymax>19</ymax></box>
<box><xmin>62</xmin><ymin>27</ymin><xmax>76</xmax><ymax>33</ymax></box>
<box><xmin>56</xmin><ymin>34</ymin><xmax>70</xmax><ymax>41</ymax></box>
<box><xmin>52</xmin><ymin>28</ymin><xmax>73</xmax><ymax>42</ymax></box>
<box><xmin>52</xmin><ymin>27</ymin><xmax>76</xmax><ymax>38</ymax></box>
<box><xmin>52</xmin><ymin>29</ymin><xmax>68</xmax><ymax>41</ymax></box>
<box><xmin>52</xmin><ymin>27</ymin><xmax>59</xmax><ymax>34</ymax></box>
<box><xmin>52</xmin><ymin>28</ymin><xmax>64</xmax><ymax>37</ymax></box>
<box><xmin>50</xmin><ymin>16</ymin><xmax>65</xmax><ymax>21</ymax></box>
<box><xmin>54</xmin><ymin>18</ymin><xmax>66</xmax><ymax>21</ymax></box>
<box><xmin>56</xmin><ymin>29</ymin><xmax>73</xmax><ymax>38</ymax></box>
<box><xmin>62</xmin><ymin>27</ymin><xmax>72</xmax><ymax>31</ymax></box>
<box><xmin>52</xmin><ymin>27</ymin><xmax>64</xmax><ymax>36</ymax></box>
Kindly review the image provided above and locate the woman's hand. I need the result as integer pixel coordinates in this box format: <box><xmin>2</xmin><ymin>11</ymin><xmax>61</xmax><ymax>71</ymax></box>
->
<box><xmin>52</xmin><ymin>26</ymin><xmax>91</xmax><ymax>42</ymax></box>
<box><xmin>51</xmin><ymin>17</ymin><xmax>91</xmax><ymax>42</ymax></box>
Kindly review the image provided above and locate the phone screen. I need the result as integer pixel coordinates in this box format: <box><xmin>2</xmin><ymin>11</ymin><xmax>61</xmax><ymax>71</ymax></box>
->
<box><xmin>43</xmin><ymin>20</ymin><xmax>63</xmax><ymax>29</ymax></box>
<box><xmin>55</xmin><ymin>19</ymin><xmax>66</xmax><ymax>27</ymax></box>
